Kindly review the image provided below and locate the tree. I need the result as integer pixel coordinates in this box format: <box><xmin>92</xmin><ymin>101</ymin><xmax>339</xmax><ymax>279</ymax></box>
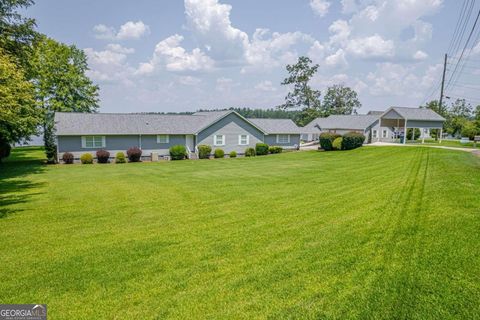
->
<box><xmin>31</xmin><ymin>36</ymin><xmax>99</xmax><ymax>162</ymax></box>
<box><xmin>322</xmin><ymin>85</ymin><xmax>361</xmax><ymax>116</ymax></box>
<box><xmin>279</xmin><ymin>56</ymin><xmax>322</xmax><ymax>125</ymax></box>
<box><xmin>461</xmin><ymin>121</ymin><xmax>478</xmax><ymax>140</ymax></box>
<box><xmin>0</xmin><ymin>49</ymin><xmax>39</xmax><ymax>161</ymax></box>
<box><xmin>0</xmin><ymin>0</ymin><xmax>37</xmax><ymax>71</ymax></box>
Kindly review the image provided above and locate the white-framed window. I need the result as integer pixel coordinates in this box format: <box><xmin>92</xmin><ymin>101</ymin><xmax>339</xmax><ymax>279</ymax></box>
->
<box><xmin>157</xmin><ymin>135</ymin><xmax>169</xmax><ymax>143</ymax></box>
<box><xmin>372</xmin><ymin>130</ymin><xmax>378</xmax><ymax>138</ymax></box>
<box><xmin>81</xmin><ymin>136</ymin><xmax>105</xmax><ymax>148</ymax></box>
<box><xmin>214</xmin><ymin>134</ymin><xmax>225</xmax><ymax>146</ymax></box>
<box><xmin>276</xmin><ymin>134</ymin><xmax>290</xmax><ymax>144</ymax></box>
<box><xmin>382</xmin><ymin>129</ymin><xmax>388</xmax><ymax>138</ymax></box>
<box><xmin>238</xmin><ymin>134</ymin><xmax>249</xmax><ymax>145</ymax></box>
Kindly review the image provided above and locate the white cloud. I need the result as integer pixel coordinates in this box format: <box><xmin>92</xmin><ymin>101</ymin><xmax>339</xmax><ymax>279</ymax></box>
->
<box><xmin>255</xmin><ymin>80</ymin><xmax>277</xmax><ymax>92</ymax></box>
<box><xmin>325</xmin><ymin>49</ymin><xmax>348</xmax><ymax>68</ymax></box>
<box><xmin>413</xmin><ymin>50</ymin><xmax>428</xmax><ymax>60</ymax></box>
<box><xmin>346</xmin><ymin>34</ymin><xmax>395</xmax><ymax>58</ymax></box>
<box><xmin>138</xmin><ymin>34</ymin><xmax>215</xmax><ymax>73</ymax></box>
<box><xmin>93</xmin><ymin>21</ymin><xmax>150</xmax><ymax>40</ymax></box>
<box><xmin>117</xmin><ymin>21</ymin><xmax>150</xmax><ymax>40</ymax></box>
<box><xmin>329</xmin><ymin>20</ymin><xmax>351</xmax><ymax>45</ymax></box>
<box><xmin>177</xmin><ymin>76</ymin><xmax>202</xmax><ymax>86</ymax></box>
<box><xmin>216</xmin><ymin>77</ymin><xmax>235</xmax><ymax>91</ymax></box>
<box><xmin>310</xmin><ymin>0</ymin><xmax>331</xmax><ymax>17</ymax></box>
<box><xmin>84</xmin><ymin>45</ymin><xmax>136</xmax><ymax>84</ymax></box>
<box><xmin>341</xmin><ymin>0</ymin><xmax>359</xmax><ymax>14</ymax></box>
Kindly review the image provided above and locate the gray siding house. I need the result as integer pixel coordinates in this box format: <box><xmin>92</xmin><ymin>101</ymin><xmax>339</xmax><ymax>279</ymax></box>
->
<box><xmin>54</xmin><ymin>110</ymin><xmax>301</xmax><ymax>160</ymax></box>
<box><xmin>302</xmin><ymin>107</ymin><xmax>445</xmax><ymax>144</ymax></box>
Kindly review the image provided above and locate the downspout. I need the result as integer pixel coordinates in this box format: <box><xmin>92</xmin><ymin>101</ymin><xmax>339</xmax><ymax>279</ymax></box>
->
<box><xmin>139</xmin><ymin>134</ymin><xmax>142</xmax><ymax>149</ymax></box>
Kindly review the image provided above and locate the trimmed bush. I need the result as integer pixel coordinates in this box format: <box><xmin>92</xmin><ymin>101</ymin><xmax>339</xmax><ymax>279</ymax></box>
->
<box><xmin>332</xmin><ymin>137</ymin><xmax>343</xmax><ymax>150</ymax></box>
<box><xmin>62</xmin><ymin>152</ymin><xmax>74</xmax><ymax>164</ymax></box>
<box><xmin>245</xmin><ymin>147</ymin><xmax>256</xmax><ymax>157</ymax></box>
<box><xmin>169</xmin><ymin>145</ymin><xmax>187</xmax><ymax>160</ymax></box>
<box><xmin>127</xmin><ymin>147</ymin><xmax>142</xmax><ymax>162</ymax></box>
<box><xmin>255</xmin><ymin>143</ymin><xmax>269</xmax><ymax>156</ymax></box>
<box><xmin>80</xmin><ymin>153</ymin><xmax>93</xmax><ymax>164</ymax></box>
<box><xmin>342</xmin><ymin>132</ymin><xmax>366</xmax><ymax>150</ymax></box>
<box><xmin>229</xmin><ymin>151</ymin><xmax>237</xmax><ymax>158</ymax></box>
<box><xmin>214</xmin><ymin>149</ymin><xmax>225</xmax><ymax>158</ymax></box>
<box><xmin>198</xmin><ymin>144</ymin><xmax>212</xmax><ymax>159</ymax></box>
<box><xmin>269</xmin><ymin>146</ymin><xmax>283</xmax><ymax>154</ymax></box>
<box><xmin>115</xmin><ymin>152</ymin><xmax>126</xmax><ymax>164</ymax></box>
<box><xmin>319</xmin><ymin>132</ymin><xmax>342</xmax><ymax>151</ymax></box>
<box><xmin>407</xmin><ymin>128</ymin><xmax>421</xmax><ymax>140</ymax></box>
<box><xmin>0</xmin><ymin>138</ymin><xmax>11</xmax><ymax>162</ymax></box>
<box><xmin>96</xmin><ymin>149</ymin><xmax>110</xmax><ymax>163</ymax></box>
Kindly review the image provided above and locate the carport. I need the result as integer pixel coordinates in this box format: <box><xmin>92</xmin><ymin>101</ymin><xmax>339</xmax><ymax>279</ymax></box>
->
<box><xmin>379</xmin><ymin>107</ymin><xmax>446</xmax><ymax>144</ymax></box>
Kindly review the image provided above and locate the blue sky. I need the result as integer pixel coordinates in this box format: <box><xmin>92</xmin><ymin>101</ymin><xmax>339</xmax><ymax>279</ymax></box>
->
<box><xmin>24</xmin><ymin>0</ymin><xmax>472</xmax><ymax>113</ymax></box>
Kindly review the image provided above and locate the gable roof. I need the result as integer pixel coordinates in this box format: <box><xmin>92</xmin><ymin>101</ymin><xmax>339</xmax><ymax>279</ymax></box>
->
<box><xmin>54</xmin><ymin>111</ymin><xmax>231</xmax><ymax>135</ymax></box>
<box><xmin>247</xmin><ymin>118</ymin><xmax>301</xmax><ymax>134</ymax></box>
<box><xmin>54</xmin><ymin>110</ymin><xmax>273</xmax><ymax>136</ymax></box>
<box><xmin>304</xmin><ymin>115</ymin><xmax>378</xmax><ymax>131</ymax></box>
<box><xmin>382</xmin><ymin>107</ymin><xmax>445</xmax><ymax>121</ymax></box>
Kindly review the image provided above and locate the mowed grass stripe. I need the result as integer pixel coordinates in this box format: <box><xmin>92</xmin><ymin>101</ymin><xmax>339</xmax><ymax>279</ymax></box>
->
<box><xmin>0</xmin><ymin>147</ymin><xmax>479</xmax><ymax>319</ymax></box>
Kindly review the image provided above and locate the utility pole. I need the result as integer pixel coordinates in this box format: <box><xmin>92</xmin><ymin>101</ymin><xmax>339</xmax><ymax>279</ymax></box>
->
<box><xmin>439</xmin><ymin>53</ymin><xmax>447</xmax><ymax>114</ymax></box>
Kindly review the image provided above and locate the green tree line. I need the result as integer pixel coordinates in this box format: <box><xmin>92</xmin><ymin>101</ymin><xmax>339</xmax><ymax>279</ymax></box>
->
<box><xmin>0</xmin><ymin>0</ymin><xmax>99</xmax><ymax>162</ymax></box>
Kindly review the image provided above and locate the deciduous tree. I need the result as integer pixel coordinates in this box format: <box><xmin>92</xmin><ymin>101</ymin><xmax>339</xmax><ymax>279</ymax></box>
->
<box><xmin>323</xmin><ymin>85</ymin><xmax>361</xmax><ymax>115</ymax></box>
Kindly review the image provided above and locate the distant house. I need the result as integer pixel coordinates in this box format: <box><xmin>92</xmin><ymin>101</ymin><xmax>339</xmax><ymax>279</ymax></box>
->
<box><xmin>54</xmin><ymin>110</ymin><xmax>301</xmax><ymax>159</ymax></box>
<box><xmin>302</xmin><ymin>107</ymin><xmax>445</xmax><ymax>144</ymax></box>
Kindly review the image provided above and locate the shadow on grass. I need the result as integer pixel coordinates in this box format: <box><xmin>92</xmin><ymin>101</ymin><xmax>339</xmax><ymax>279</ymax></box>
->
<box><xmin>0</xmin><ymin>147</ymin><xmax>46</xmax><ymax>218</ymax></box>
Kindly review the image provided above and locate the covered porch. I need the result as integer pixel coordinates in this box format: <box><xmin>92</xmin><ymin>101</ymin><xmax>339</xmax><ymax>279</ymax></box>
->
<box><xmin>379</xmin><ymin>107</ymin><xmax>445</xmax><ymax>144</ymax></box>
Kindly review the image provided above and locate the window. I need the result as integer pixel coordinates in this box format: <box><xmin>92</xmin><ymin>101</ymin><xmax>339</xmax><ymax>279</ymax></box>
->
<box><xmin>82</xmin><ymin>136</ymin><xmax>105</xmax><ymax>148</ymax></box>
<box><xmin>214</xmin><ymin>134</ymin><xmax>225</xmax><ymax>146</ymax></box>
<box><xmin>372</xmin><ymin>130</ymin><xmax>378</xmax><ymax>138</ymax></box>
<box><xmin>382</xmin><ymin>129</ymin><xmax>388</xmax><ymax>138</ymax></box>
<box><xmin>238</xmin><ymin>134</ymin><xmax>249</xmax><ymax>145</ymax></box>
<box><xmin>276</xmin><ymin>134</ymin><xmax>290</xmax><ymax>144</ymax></box>
<box><xmin>157</xmin><ymin>135</ymin><xmax>169</xmax><ymax>143</ymax></box>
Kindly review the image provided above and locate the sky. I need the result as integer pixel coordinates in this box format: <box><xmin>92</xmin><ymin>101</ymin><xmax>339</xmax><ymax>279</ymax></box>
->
<box><xmin>23</xmin><ymin>0</ymin><xmax>474</xmax><ymax>114</ymax></box>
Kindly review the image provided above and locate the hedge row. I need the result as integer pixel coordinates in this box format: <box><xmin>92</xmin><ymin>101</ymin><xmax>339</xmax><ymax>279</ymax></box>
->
<box><xmin>63</xmin><ymin>142</ymin><xmax>285</xmax><ymax>164</ymax></box>
<box><xmin>320</xmin><ymin>132</ymin><xmax>365</xmax><ymax>151</ymax></box>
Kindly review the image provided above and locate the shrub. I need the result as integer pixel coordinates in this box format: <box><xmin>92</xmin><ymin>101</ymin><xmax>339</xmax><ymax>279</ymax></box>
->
<box><xmin>269</xmin><ymin>146</ymin><xmax>283</xmax><ymax>154</ymax></box>
<box><xmin>406</xmin><ymin>128</ymin><xmax>421</xmax><ymax>140</ymax></box>
<box><xmin>342</xmin><ymin>132</ymin><xmax>366</xmax><ymax>150</ymax></box>
<box><xmin>96</xmin><ymin>149</ymin><xmax>110</xmax><ymax>163</ymax></box>
<box><xmin>245</xmin><ymin>147</ymin><xmax>256</xmax><ymax>157</ymax></box>
<box><xmin>229</xmin><ymin>151</ymin><xmax>237</xmax><ymax>158</ymax></box>
<box><xmin>127</xmin><ymin>147</ymin><xmax>142</xmax><ymax>162</ymax></box>
<box><xmin>255</xmin><ymin>143</ymin><xmax>269</xmax><ymax>156</ymax></box>
<box><xmin>0</xmin><ymin>138</ymin><xmax>11</xmax><ymax>163</ymax></box>
<box><xmin>169</xmin><ymin>145</ymin><xmax>187</xmax><ymax>160</ymax></box>
<box><xmin>115</xmin><ymin>152</ymin><xmax>126</xmax><ymax>164</ymax></box>
<box><xmin>214</xmin><ymin>149</ymin><xmax>225</xmax><ymax>158</ymax></box>
<box><xmin>198</xmin><ymin>144</ymin><xmax>212</xmax><ymax>159</ymax></box>
<box><xmin>332</xmin><ymin>137</ymin><xmax>343</xmax><ymax>150</ymax></box>
<box><xmin>80</xmin><ymin>153</ymin><xmax>93</xmax><ymax>164</ymax></box>
<box><xmin>62</xmin><ymin>152</ymin><xmax>74</xmax><ymax>164</ymax></box>
<box><xmin>319</xmin><ymin>132</ymin><xmax>341</xmax><ymax>151</ymax></box>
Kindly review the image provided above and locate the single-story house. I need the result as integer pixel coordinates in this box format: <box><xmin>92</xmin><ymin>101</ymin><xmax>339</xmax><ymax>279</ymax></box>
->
<box><xmin>302</xmin><ymin>107</ymin><xmax>445</xmax><ymax>144</ymax></box>
<box><xmin>54</xmin><ymin>110</ymin><xmax>301</xmax><ymax>160</ymax></box>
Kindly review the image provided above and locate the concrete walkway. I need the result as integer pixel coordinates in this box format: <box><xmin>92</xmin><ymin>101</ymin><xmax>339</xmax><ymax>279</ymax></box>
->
<box><xmin>368</xmin><ymin>141</ymin><xmax>480</xmax><ymax>156</ymax></box>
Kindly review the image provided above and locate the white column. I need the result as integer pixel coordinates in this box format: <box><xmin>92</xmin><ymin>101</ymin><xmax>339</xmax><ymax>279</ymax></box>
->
<box><xmin>422</xmin><ymin>128</ymin><xmax>425</xmax><ymax>144</ymax></box>
<box><xmin>403</xmin><ymin>119</ymin><xmax>407</xmax><ymax>144</ymax></box>
<box><xmin>439</xmin><ymin>128</ymin><xmax>443</xmax><ymax>143</ymax></box>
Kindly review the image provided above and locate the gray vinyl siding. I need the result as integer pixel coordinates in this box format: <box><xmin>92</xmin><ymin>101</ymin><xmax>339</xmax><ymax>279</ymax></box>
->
<box><xmin>57</xmin><ymin>134</ymin><xmax>186</xmax><ymax>158</ymax></box>
<box><xmin>264</xmin><ymin>134</ymin><xmax>300</xmax><ymax>148</ymax></box>
<box><xmin>406</xmin><ymin>120</ymin><xmax>444</xmax><ymax>128</ymax></box>
<box><xmin>196</xmin><ymin>113</ymin><xmax>264</xmax><ymax>153</ymax></box>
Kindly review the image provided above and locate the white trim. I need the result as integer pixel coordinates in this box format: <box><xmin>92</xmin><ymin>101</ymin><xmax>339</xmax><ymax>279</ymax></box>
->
<box><xmin>157</xmin><ymin>134</ymin><xmax>169</xmax><ymax>143</ymax></box>
<box><xmin>382</xmin><ymin>129</ymin><xmax>388</xmax><ymax>138</ymax></box>
<box><xmin>213</xmin><ymin>134</ymin><xmax>225</xmax><ymax>146</ymax></box>
<box><xmin>194</xmin><ymin>111</ymin><xmax>267</xmax><ymax>135</ymax></box>
<box><xmin>238</xmin><ymin>134</ymin><xmax>249</xmax><ymax>145</ymax></box>
<box><xmin>276</xmin><ymin>134</ymin><xmax>290</xmax><ymax>144</ymax></box>
<box><xmin>372</xmin><ymin>130</ymin><xmax>378</xmax><ymax>139</ymax></box>
<box><xmin>81</xmin><ymin>135</ymin><xmax>105</xmax><ymax>148</ymax></box>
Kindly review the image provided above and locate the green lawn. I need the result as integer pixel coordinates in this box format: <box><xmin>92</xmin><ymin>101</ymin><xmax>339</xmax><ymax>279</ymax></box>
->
<box><xmin>1</xmin><ymin>147</ymin><xmax>479</xmax><ymax>319</ymax></box>
<box><xmin>407</xmin><ymin>138</ymin><xmax>480</xmax><ymax>149</ymax></box>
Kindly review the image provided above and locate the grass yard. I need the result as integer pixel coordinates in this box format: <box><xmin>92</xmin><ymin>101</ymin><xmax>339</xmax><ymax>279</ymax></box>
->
<box><xmin>1</xmin><ymin>146</ymin><xmax>479</xmax><ymax>319</ymax></box>
<box><xmin>407</xmin><ymin>138</ymin><xmax>480</xmax><ymax>149</ymax></box>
